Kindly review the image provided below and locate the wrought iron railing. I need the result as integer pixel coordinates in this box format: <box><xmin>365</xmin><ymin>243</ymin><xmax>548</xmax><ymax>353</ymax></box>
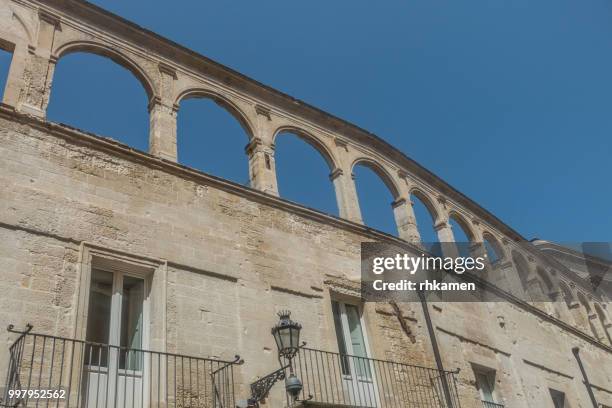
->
<box><xmin>1</xmin><ymin>325</ymin><xmax>242</xmax><ymax>408</ymax></box>
<box><xmin>291</xmin><ymin>347</ymin><xmax>461</xmax><ymax>407</ymax></box>
<box><xmin>482</xmin><ymin>401</ymin><xmax>504</xmax><ymax>408</ymax></box>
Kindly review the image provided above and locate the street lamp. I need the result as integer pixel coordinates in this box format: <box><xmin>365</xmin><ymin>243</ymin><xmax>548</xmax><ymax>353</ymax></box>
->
<box><xmin>243</xmin><ymin>311</ymin><xmax>306</xmax><ymax>407</ymax></box>
<box><xmin>271</xmin><ymin>310</ymin><xmax>302</xmax><ymax>360</ymax></box>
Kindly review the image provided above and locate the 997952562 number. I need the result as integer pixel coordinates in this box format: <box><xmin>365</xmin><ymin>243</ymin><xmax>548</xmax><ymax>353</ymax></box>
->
<box><xmin>8</xmin><ymin>389</ymin><xmax>66</xmax><ymax>399</ymax></box>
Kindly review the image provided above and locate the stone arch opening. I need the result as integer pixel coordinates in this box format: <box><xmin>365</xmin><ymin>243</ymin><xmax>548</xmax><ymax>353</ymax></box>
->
<box><xmin>48</xmin><ymin>50</ymin><xmax>151</xmax><ymax>151</ymax></box>
<box><xmin>273</xmin><ymin>127</ymin><xmax>337</xmax><ymax>172</ymax></box>
<box><xmin>0</xmin><ymin>45</ymin><xmax>12</xmax><ymax>102</ymax></box>
<box><xmin>175</xmin><ymin>91</ymin><xmax>254</xmax><ymax>185</ymax></box>
<box><xmin>351</xmin><ymin>159</ymin><xmax>401</xmax><ymax>236</ymax></box>
<box><xmin>594</xmin><ymin>303</ymin><xmax>612</xmax><ymax>344</ymax></box>
<box><xmin>511</xmin><ymin>251</ymin><xmax>531</xmax><ymax>293</ymax></box>
<box><xmin>577</xmin><ymin>292</ymin><xmax>592</xmax><ymax>313</ymax></box>
<box><xmin>536</xmin><ymin>266</ymin><xmax>554</xmax><ymax>293</ymax></box>
<box><xmin>274</xmin><ymin>128</ymin><xmax>338</xmax><ymax>215</ymax></box>
<box><xmin>482</xmin><ymin>232</ymin><xmax>504</xmax><ymax>263</ymax></box>
<box><xmin>448</xmin><ymin>212</ymin><xmax>474</xmax><ymax>256</ymax></box>
<box><xmin>176</xmin><ymin>90</ymin><xmax>255</xmax><ymax>141</ymax></box>
<box><xmin>55</xmin><ymin>41</ymin><xmax>156</xmax><ymax>101</ymax></box>
<box><xmin>409</xmin><ymin>189</ymin><xmax>439</xmax><ymax>248</ymax></box>
<box><xmin>558</xmin><ymin>281</ymin><xmax>576</xmax><ymax>309</ymax></box>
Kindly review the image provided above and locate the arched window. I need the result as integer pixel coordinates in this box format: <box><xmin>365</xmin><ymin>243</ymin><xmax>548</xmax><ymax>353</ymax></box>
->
<box><xmin>482</xmin><ymin>233</ymin><xmax>503</xmax><ymax>264</ymax></box>
<box><xmin>353</xmin><ymin>160</ymin><xmax>399</xmax><ymax>236</ymax></box>
<box><xmin>177</xmin><ymin>96</ymin><xmax>252</xmax><ymax>185</ymax></box>
<box><xmin>274</xmin><ymin>130</ymin><xmax>338</xmax><ymax>215</ymax></box>
<box><xmin>448</xmin><ymin>213</ymin><xmax>474</xmax><ymax>257</ymax></box>
<box><xmin>410</xmin><ymin>191</ymin><xmax>438</xmax><ymax>252</ymax></box>
<box><xmin>48</xmin><ymin>52</ymin><xmax>150</xmax><ymax>151</ymax></box>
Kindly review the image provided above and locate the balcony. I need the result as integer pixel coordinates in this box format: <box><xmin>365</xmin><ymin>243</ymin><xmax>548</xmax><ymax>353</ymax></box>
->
<box><xmin>482</xmin><ymin>401</ymin><xmax>504</xmax><ymax>408</ymax></box>
<box><xmin>1</xmin><ymin>325</ymin><xmax>242</xmax><ymax>408</ymax></box>
<box><xmin>290</xmin><ymin>347</ymin><xmax>461</xmax><ymax>407</ymax></box>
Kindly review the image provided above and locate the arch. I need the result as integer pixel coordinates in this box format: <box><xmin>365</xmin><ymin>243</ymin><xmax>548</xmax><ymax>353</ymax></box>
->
<box><xmin>595</xmin><ymin>303</ymin><xmax>612</xmax><ymax>344</ymax></box>
<box><xmin>448</xmin><ymin>211</ymin><xmax>476</xmax><ymax>242</ymax></box>
<box><xmin>176</xmin><ymin>88</ymin><xmax>255</xmax><ymax>140</ymax></box>
<box><xmin>48</xmin><ymin>48</ymin><xmax>150</xmax><ymax>152</ymax></box>
<box><xmin>511</xmin><ymin>251</ymin><xmax>531</xmax><ymax>292</ymax></box>
<box><xmin>535</xmin><ymin>266</ymin><xmax>554</xmax><ymax>292</ymax></box>
<box><xmin>482</xmin><ymin>232</ymin><xmax>504</xmax><ymax>262</ymax></box>
<box><xmin>352</xmin><ymin>158</ymin><xmax>400</xmax><ymax>199</ymax></box>
<box><xmin>576</xmin><ymin>292</ymin><xmax>592</xmax><ymax>313</ymax></box>
<box><xmin>54</xmin><ymin>41</ymin><xmax>156</xmax><ymax>101</ymax></box>
<box><xmin>558</xmin><ymin>281</ymin><xmax>576</xmax><ymax>308</ymax></box>
<box><xmin>595</xmin><ymin>303</ymin><xmax>610</xmax><ymax>325</ymax></box>
<box><xmin>274</xmin><ymin>129</ymin><xmax>339</xmax><ymax>216</ymax></box>
<box><xmin>409</xmin><ymin>188</ymin><xmax>440</xmax><ymax>223</ymax></box>
<box><xmin>273</xmin><ymin>126</ymin><xmax>337</xmax><ymax>172</ymax></box>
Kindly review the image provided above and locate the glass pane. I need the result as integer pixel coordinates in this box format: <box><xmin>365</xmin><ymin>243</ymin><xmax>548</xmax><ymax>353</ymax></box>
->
<box><xmin>476</xmin><ymin>372</ymin><xmax>494</xmax><ymax>402</ymax></box>
<box><xmin>85</xmin><ymin>269</ymin><xmax>113</xmax><ymax>367</ymax></box>
<box><xmin>120</xmin><ymin>276</ymin><xmax>144</xmax><ymax>370</ymax></box>
<box><xmin>345</xmin><ymin>304</ymin><xmax>371</xmax><ymax>379</ymax></box>
<box><xmin>332</xmin><ymin>302</ymin><xmax>350</xmax><ymax>375</ymax></box>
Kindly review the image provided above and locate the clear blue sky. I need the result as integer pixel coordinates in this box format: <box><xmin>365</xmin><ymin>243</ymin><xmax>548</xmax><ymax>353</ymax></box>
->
<box><xmin>6</xmin><ymin>0</ymin><xmax>611</xmax><ymax>242</ymax></box>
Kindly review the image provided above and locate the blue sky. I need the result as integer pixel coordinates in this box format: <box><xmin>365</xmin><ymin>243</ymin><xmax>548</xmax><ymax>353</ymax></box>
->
<box><xmin>4</xmin><ymin>0</ymin><xmax>611</xmax><ymax>242</ymax></box>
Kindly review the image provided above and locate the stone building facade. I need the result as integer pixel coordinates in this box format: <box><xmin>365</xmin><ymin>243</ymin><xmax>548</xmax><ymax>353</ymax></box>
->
<box><xmin>0</xmin><ymin>1</ymin><xmax>610</xmax><ymax>407</ymax></box>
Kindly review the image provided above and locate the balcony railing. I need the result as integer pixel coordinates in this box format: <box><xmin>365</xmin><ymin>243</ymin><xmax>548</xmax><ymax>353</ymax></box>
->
<box><xmin>291</xmin><ymin>347</ymin><xmax>462</xmax><ymax>407</ymax></box>
<box><xmin>1</xmin><ymin>325</ymin><xmax>242</xmax><ymax>408</ymax></box>
<box><xmin>482</xmin><ymin>401</ymin><xmax>504</xmax><ymax>408</ymax></box>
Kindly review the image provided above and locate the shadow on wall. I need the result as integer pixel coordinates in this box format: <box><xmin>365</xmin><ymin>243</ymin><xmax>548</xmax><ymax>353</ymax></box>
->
<box><xmin>47</xmin><ymin>52</ymin><xmax>150</xmax><ymax>152</ymax></box>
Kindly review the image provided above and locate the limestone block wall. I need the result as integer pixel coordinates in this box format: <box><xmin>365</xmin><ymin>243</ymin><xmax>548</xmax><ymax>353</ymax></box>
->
<box><xmin>0</xmin><ymin>111</ymin><xmax>611</xmax><ymax>407</ymax></box>
<box><xmin>0</xmin><ymin>0</ymin><xmax>609</xmax><ymax>406</ymax></box>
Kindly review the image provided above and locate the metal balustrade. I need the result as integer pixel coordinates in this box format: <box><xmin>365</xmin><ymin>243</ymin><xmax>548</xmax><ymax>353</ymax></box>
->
<box><xmin>1</xmin><ymin>325</ymin><xmax>242</xmax><ymax>408</ymax></box>
<box><xmin>291</xmin><ymin>347</ymin><xmax>461</xmax><ymax>407</ymax></box>
<box><xmin>481</xmin><ymin>401</ymin><xmax>504</xmax><ymax>408</ymax></box>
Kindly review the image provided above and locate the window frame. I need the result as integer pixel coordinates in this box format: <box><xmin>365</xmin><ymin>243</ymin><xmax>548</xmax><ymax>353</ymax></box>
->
<box><xmin>76</xmin><ymin>243</ymin><xmax>167</xmax><ymax>352</ymax></box>
<box><xmin>472</xmin><ymin>365</ymin><xmax>498</xmax><ymax>404</ymax></box>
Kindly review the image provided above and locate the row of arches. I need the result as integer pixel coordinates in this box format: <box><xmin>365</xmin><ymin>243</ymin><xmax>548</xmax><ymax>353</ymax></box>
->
<box><xmin>2</xmin><ymin>8</ymin><xmax>609</xmax><ymax>347</ymax></box>
<box><xmin>41</xmin><ymin>48</ymin><xmax>513</xmax><ymax>265</ymax></box>
<box><xmin>558</xmin><ymin>280</ymin><xmax>612</xmax><ymax>345</ymax></box>
<box><xmin>0</xmin><ymin>22</ymin><xmax>512</xmax><ymax>255</ymax></box>
<box><xmin>510</xmin><ymin>249</ymin><xmax>612</xmax><ymax>345</ymax></box>
<box><xmin>43</xmin><ymin>49</ymin><xmax>488</xmax><ymax>242</ymax></box>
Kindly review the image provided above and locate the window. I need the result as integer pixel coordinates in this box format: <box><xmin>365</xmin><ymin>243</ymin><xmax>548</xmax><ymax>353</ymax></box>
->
<box><xmin>83</xmin><ymin>267</ymin><xmax>147</xmax><ymax>408</ymax></box>
<box><xmin>85</xmin><ymin>269</ymin><xmax>145</xmax><ymax>369</ymax></box>
<box><xmin>549</xmin><ymin>389</ymin><xmax>567</xmax><ymax>408</ymax></box>
<box><xmin>331</xmin><ymin>301</ymin><xmax>378</xmax><ymax>407</ymax></box>
<box><xmin>473</xmin><ymin>367</ymin><xmax>497</xmax><ymax>405</ymax></box>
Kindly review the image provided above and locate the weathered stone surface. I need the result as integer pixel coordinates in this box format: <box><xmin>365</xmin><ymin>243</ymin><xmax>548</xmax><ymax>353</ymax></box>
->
<box><xmin>0</xmin><ymin>1</ymin><xmax>609</xmax><ymax>407</ymax></box>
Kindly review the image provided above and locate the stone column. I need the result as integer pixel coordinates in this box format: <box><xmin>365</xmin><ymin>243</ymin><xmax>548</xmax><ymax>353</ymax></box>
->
<box><xmin>246</xmin><ymin>137</ymin><xmax>279</xmax><ymax>196</ymax></box>
<box><xmin>149</xmin><ymin>99</ymin><xmax>178</xmax><ymax>161</ymax></box>
<box><xmin>392</xmin><ymin>198</ymin><xmax>420</xmax><ymax>244</ymax></box>
<box><xmin>435</xmin><ymin>220</ymin><xmax>459</xmax><ymax>258</ymax></box>
<box><xmin>149</xmin><ymin>64</ymin><xmax>177</xmax><ymax>161</ymax></box>
<box><xmin>330</xmin><ymin>168</ymin><xmax>363</xmax><ymax>224</ymax></box>
<box><xmin>469</xmin><ymin>227</ymin><xmax>486</xmax><ymax>259</ymax></box>
<box><xmin>15</xmin><ymin>11</ymin><xmax>61</xmax><ymax>117</ymax></box>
